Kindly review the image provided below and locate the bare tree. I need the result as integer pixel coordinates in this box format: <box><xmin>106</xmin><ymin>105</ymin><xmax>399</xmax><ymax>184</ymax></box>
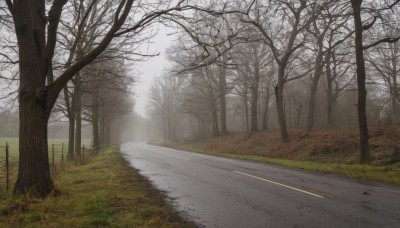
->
<box><xmin>350</xmin><ymin>0</ymin><xmax>400</xmax><ymax>163</ymax></box>
<box><xmin>148</xmin><ymin>75</ymin><xmax>181</xmax><ymax>144</ymax></box>
<box><xmin>232</xmin><ymin>42</ymin><xmax>270</xmax><ymax>132</ymax></box>
<box><xmin>304</xmin><ymin>2</ymin><xmax>354</xmax><ymax>133</ymax></box>
<box><xmin>5</xmin><ymin>0</ymin><xmax>202</xmax><ymax>196</ymax></box>
<box><xmin>367</xmin><ymin>18</ymin><xmax>400</xmax><ymax>122</ymax></box>
<box><xmin>240</xmin><ymin>0</ymin><xmax>322</xmax><ymax>141</ymax></box>
<box><xmin>326</xmin><ymin>53</ymin><xmax>355</xmax><ymax>128</ymax></box>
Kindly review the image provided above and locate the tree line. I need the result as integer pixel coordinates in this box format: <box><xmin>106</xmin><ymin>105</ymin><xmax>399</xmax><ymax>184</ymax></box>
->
<box><xmin>147</xmin><ymin>0</ymin><xmax>400</xmax><ymax>164</ymax></box>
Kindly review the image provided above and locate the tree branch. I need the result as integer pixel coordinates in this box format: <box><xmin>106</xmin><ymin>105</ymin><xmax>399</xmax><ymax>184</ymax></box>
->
<box><xmin>46</xmin><ymin>0</ymin><xmax>134</xmax><ymax>117</ymax></box>
<box><xmin>363</xmin><ymin>36</ymin><xmax>400</xmax><ymax>50</ymax></box>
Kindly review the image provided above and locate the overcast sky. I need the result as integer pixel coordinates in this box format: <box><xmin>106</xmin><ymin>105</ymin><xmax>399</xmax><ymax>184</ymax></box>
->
<box><xmin>133</xmin><ymin>28</ymin><xmax>174</xmax><ymax>118</ymax></box>
<box><xmin>0</xmin><ymin>27</ymin><xmax>175</xmax><ymax>117</ymax></box>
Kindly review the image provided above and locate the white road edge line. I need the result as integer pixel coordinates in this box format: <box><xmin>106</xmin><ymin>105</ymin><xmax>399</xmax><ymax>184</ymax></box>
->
<box><xmin>233</xmin><ymin>171</ymin><xmax>325</xmax><ymax>199</ymax></box>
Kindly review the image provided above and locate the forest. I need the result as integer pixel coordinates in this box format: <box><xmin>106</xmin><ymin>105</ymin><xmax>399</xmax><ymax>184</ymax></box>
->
<box><xmin>147</xmin><ymin>0</ymin><xmax>400</xmax><ymax>165</ymax></box>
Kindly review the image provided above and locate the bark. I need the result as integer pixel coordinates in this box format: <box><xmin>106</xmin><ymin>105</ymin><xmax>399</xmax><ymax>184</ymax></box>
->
<box><xmin>167</xmin><ymin>105</ymin><xmax>172</xmax><ymax>141</ymax></box>
<box><xmin>250</xmin><ymin>87</ymin><xmax>259</xmax><ymax>132</ymax></box>
<box><xmin>275</xmin><ymin>66</ymin><xmax>289</xmax><ymax>142</ymax></box>
<box><xmin>162</xmin><ymin>110</ymin><xmax>166</xmax><ymax>144</ymax></box>
<box><xmin>306</xmin><ymin>47</ymin><xmax>324</xmax><ymax>132</ymax></box>
<box><xmin>295</xmin><ymin>105</ymin><xmax>303</xmax><ymax>128</ymax></box>
<box><xmin>219</xmin><ymin>65</ymin><xmax>228</xmax><ymax>135</ymax></box>
<box><xmin>325</xmin><ymin>51</ymin><xmax>334</xmax><ymax>128</ymax></box>
<box><xmin>99</xmin><ymin>107</ymin><xmax>105</xmax><ymax>146</ymax></box>
<box><xmin>391</xmin><ymin>48</ymin><xmax>398</xmax><ymax>121</ymax></box>
<box><xmin>392</xmin><ymin>83</ymin><xmax>398</xmax><ymax>121</ymax></box>
<box><xmin>67</xmin><ymin>116</ymin><xmax>75</xmax><ymax>161</ymax></box>
<box><xmin>351</xmin><ymin>0</ymin><xmax>370</xmax><ymax>163</ymax></box>
<box><xmin>211</xmin><ymin>102</ymin><xmax>220</xmax><ymax>137</ymax></box>
<box><xmin>74</xmin><ymin>76</ymin><xmax>82</xmax><ymax>161</ymax></box>
<box><xmin>250</xmin><ymin>54</ymin><xmax>260</xmax><ymax>132</ymax></box>
<box><xmin>15</xmin><ymin>97</ymin><xmax>53</xmax><ymax>196</ymax></box>
<box><xmin>212</xmin><ymin>111</ymin><xmax>220</xmax><ymax>137</ymax></box>
<box><xmin>244</xmin><ymin>83</ymin><xmax>250</xmax><ymax>134</ymax></box>
<box><xmin>209</xmin><ymin>85</ymin><xmax>220</xmax><ymax>137</ymax></box>
<box><xmin>104</xmin><ymin>118</ymin><xmax>111</xmax><ymax>145</ymax></box>
<box><xmin>74</xmin><ymin>107</ymin><xmax>82</xmax><ymax>160</ymax></box>
<box><xmin>262</xmin><ymin>86</ymin><xmax>271</xmax><ymax>130</ymax></box>
<box><xmin>63</xmin><ymin>87</ymin><xmax>75</xmax><ymax>161</ymax></box>
<box><xmin>12</xmin><ymin>0</ymin><xmax>55</xmax><ymax>196</ymax></box>
<box><xmin>326</xmin><ymin>52</ymin><xmax>342</xmax><ymax>128</ymax></box>
<box><xmin>91</xmin><ymin>89</ymin><xmax>100</xmax><ymax>151</ymax></box>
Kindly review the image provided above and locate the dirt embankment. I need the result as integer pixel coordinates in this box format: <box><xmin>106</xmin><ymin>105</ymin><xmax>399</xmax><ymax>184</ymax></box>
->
<box><xmin>188</xmin><ymin>125</ymin><xmax>400</xmax><ymax>165</ymax></box>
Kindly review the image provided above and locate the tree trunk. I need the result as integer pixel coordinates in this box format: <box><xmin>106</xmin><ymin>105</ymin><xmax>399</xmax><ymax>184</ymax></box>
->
<box><xmin>90</xmin><ymin>78</ymin><xmax>100</xmax><ymax>151</ymax></box>
<box><xmin>64</xmin><ymin>87</ymin><xmax>75</xmax><ymax>161</ymax></box>
<box><xmin>219</xmin><ymin>65</ymin><xmax>228</xmax><ymax>135</ymax></box>
<box><xmin>212</xmin><ymin>109</ymin><xmax>220</xmax><ymax>137</ymax></box>
<box><xmin>162</xmin><ymin>110</ymin><xmax>166</xmax><ymax>144</ymax></box>
<box><xmin>295</xmin><ymin>105</ymin><xmax>303</xmax><ymax>128</ymax></box>
<box><xmin>75</xmin><ymin>109</ymin><xmax>82</xmax><ymax>160</ymax></box>
<box><xmin>262</xmin><ymin>86</ymin><xmax>271</xmax><ymax>130</ymax></box>
<box><xmin>250</xmin><ymin>48</ymin><xmax>261</xmax><ymax>132</ymax></box>
<box><xmin>306</xmin><ymin>50</ymin><xmax>324</xmax><ymax>132</ymax></box>
<box><xmin>11</xmin><ymin>0</ymin><xmax>134</xmax><ymax>197</ymax></box>
<box><xmin>74</xmin><ymin>76</ymin><xmax>82</xmax><ymax>162</ymax></box>
<box><xmin>67</xmin><ymin>116</ymin><xmax>75</xmax><ymax>161</ymax></box>
<box><xmin>392</xmin><ymin>85</ymin><xmax>398</xmax><ymax>121</ymax></box>
<box><xmin>275</xmin><ymin>66</ymin><xmax>289</xmax><ymax>142</ymax></box>
<box><xmin>351</xmin><ymin>0</ymin><xmax>370</xmax><ymax>163</ymax></box>
<box><xmin>167</xmin><ymin>105</ymin><xmax>172</xmax><ymax>141</ymax></box>
<box><xmin>250</xmin><ymin>86</ymin><xmax>259</xmax><ymax>132</ymax></box>
<box><xmin>92</xmin><ymin>104</ymin><xmax>100</xmax><ymax>151</ymax></box>
<box><xmin>391</xmin><ymin>51</ymin><xmax>398</xmax><ymax>121</ymax></box>
<box><xmin>15</xmin><ymin>98</ymin><xmax>53</xmax><ymax>196</ymax></box>
<box><xmin>13</xmin><ymin>0</ymin><xmax>53</xmax><ymax>196</ymax></box>
<box><xmin>325</xmin><ymin>51</ymin><xmax>334</xmax><ymax>128</ymax></box>
<box><xmin>244</xmin><ymin>83</ymin><xmax>250</xmax><ymax>134</ymax></box>
<box><xmin>99</xmin><ymin>108</ymin><xmax>105</xmax><ymax>146</ymax></box>
<box><xmin>103</xmin><ymin>118</ymin><xmax>111</xmax><ymax>145</ymax></box>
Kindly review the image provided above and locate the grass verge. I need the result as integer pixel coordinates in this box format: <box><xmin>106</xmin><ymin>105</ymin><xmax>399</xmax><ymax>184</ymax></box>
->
<box><xmin>158</xmin><ymin>143</ymin><xmax>400</xmax><ymax>187</ymax></box>
<box><xmin>0</xmin><ymin>146</ymin><xmax>193</xmax><ymax>227</ymax></box>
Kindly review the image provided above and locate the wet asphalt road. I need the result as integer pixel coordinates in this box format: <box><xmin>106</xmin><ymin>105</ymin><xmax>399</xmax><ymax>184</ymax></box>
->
<box><xmin>121</xmin><ymin>142</ymin><xmax>400</xmax><ymax>228</ymax></box>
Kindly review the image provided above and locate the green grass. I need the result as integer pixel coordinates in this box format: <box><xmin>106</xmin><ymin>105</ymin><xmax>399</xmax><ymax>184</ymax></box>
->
<box><xmin>0</xmin><ymin>138</ymin><xmax>91</xmax><ymax>159</ymax></box>
<box><xmin>163</xmin><ymin>143</ymin><xmax>400</xmax><ymax>187</ymax></box>
<box><xmin>0</xmin><ymin>146</ymin><xmax>193</xmax><ymax>227</ymax></box>
<box><xmin>0</xmin><ymin>137</ymin><xmax>92</xmax><ymax>190</ymax></box>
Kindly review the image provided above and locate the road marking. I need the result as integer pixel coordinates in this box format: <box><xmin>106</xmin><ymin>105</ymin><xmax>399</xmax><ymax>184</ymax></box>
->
<box><xmin>233</xmin><ymin>171</ymin><xmax>325</xmax><ymax>199</ymax></box>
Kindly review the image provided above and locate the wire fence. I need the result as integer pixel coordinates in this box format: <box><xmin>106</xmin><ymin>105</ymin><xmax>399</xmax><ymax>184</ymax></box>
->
<box><xmin>0</xmin><ymin>142</ymin><xmax>98</xmax><ymax>193</ymax></box>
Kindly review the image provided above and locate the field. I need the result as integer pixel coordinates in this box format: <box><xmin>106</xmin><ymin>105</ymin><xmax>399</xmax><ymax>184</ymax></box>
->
<box><xmin>0</xmin><ymin>147</ymin><xmax>193</xmax><ymax>227</ymax></box>
<box><xmin>0</xmin><ymin>138</ymin><xmax>91</xmax><ymax>191</ymax></box>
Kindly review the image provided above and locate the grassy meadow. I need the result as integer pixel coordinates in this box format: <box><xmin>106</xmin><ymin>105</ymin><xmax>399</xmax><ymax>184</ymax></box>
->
<box><xmin>0</xmin><ymin>146</ymin><xmax>193</xmax><ymax>227</ymax></box>
<box><xmin>0</xmin><ymin>138</ymin><xmax>91</xmax><ymax>191</ymax></box>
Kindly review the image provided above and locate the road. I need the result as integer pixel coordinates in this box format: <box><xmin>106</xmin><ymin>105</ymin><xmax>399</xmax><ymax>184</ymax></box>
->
<box><xmin>121</xmin><ymin>142</ymin><xmax>400</xmax><ymax>228</ymax></box>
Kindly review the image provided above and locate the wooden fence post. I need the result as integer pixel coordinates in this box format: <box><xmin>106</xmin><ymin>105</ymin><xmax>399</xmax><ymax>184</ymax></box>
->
<box><xmin>61</xmin><ymin>143</ymin><xmax>64</xmax><ymax>161</ymax></box>
<box><xmin>82</xmin><ymin>145</ymin><xmax>85</xmax><ymax>164</ymax></box>
<box><xmin>6</xmin><ymin>141</ymin><xmax>9</xmax><ymax>191</ymax></box>
<box><xmin>52</xmin><ymin>144</ymin><xmax>55</xmax><ymax>170</ymax></box>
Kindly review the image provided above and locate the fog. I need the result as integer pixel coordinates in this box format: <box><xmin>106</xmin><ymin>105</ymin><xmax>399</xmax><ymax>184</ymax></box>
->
<box><xmin>0</xmin><ymin>0</ymin><xmax>399</xmax><ymax>152</ymax></box>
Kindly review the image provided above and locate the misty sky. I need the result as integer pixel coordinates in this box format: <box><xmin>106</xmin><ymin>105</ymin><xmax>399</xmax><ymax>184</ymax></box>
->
<box><xmin>0</xmin><ymin>28</ymin><xmax>174</xmax><ymax>116</ymax></box>
<box><xmin>133</xmin><ymin>29</ymin><xmax>174</xmax><ymax>118</ymax></box>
